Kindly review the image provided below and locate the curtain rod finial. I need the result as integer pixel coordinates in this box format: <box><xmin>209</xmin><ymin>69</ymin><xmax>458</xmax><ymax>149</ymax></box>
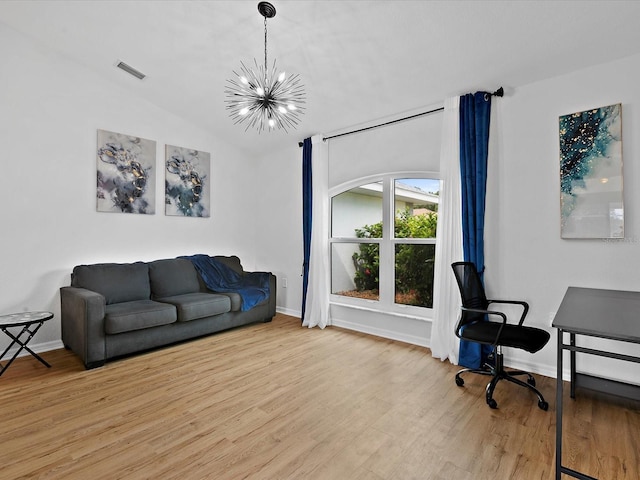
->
<box><xmin>493</xmin><ymin>87</ymin><xmax>504</xmax><ymax>97</ymax></box>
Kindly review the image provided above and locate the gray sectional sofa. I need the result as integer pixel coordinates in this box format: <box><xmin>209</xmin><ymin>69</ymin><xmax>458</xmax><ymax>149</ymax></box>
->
<box><xmin>60</xmin><ymin>255</ymin><xmax>276</xmax><ymax>369</ymax></box>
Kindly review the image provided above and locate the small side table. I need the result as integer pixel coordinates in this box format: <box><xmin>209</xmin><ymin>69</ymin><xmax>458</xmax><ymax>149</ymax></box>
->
<box><xmin>0</xmin><ymin>311</ymin><xmax>53</xmax><ymax>377</ymax></box>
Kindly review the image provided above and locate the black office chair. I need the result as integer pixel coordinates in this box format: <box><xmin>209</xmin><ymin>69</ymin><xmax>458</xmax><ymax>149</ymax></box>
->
<box><xmin>451</xmin><ymin>261</ymin><xmax>550</xmax><ymax>410</ymax></box>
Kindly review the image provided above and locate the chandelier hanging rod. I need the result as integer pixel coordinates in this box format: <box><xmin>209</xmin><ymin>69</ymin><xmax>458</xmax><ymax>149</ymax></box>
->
<box><xmin>260</xmin><ymin>2</ymin><xmax>273</xmax><ymax>74</ymax></box>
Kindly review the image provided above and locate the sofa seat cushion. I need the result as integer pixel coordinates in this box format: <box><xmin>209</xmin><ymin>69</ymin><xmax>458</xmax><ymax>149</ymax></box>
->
<box><xmin>157</xmin><ymin>293</ymin><xmax>230</xmax><ymax>322</ymax></box>
<box><xmin>105</xmin><ymin>300</ymin><xmax>177</xmax><ymax>334</ymax></box>
<box><xmin>219</xmin><ymin>292</ymin><xmax>242</xmax><ymax>312</ymax></box>
<box><xmin>218</xmin><ymin>292</ymin><xmax>267</xmax><ymax>312</ymax></box>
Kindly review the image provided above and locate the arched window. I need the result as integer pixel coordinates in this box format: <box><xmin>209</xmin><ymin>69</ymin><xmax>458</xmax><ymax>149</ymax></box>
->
<box><xmin>330</xmin><ymin>173</ymin><xmax>439</xmax><ymax>317</ymax></box>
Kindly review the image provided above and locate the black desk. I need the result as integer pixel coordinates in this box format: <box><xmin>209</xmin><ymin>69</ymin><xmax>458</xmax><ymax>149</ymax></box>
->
<box><xmin>553</xmin><ymin>287</ymin><xmax>640</xmax><ymax>479</ymax></box>
<box><xmin>0</xmin><ymin>311</ymin><xmax>53</xmax><ymax>376</ymax></box>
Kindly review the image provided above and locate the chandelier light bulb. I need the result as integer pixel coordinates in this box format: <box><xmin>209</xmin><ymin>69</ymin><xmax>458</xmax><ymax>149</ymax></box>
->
<box><xmin>224</xmin><ymin>1</ymin><xmax>305</xmax><ymax>133</ymax></box>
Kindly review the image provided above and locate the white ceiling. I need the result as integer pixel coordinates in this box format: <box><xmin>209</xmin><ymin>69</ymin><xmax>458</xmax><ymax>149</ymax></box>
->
<box><xmin>2</xmin><ymin>0</ymin><xmax>640</xmax><ymax>156</ymax></box>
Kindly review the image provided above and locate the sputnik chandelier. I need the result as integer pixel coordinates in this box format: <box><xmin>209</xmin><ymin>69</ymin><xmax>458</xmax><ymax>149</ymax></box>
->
<box><xmin>225</xmin><ymin>2</ymin><xmax>305</xmax><ymax>133</ymax></box>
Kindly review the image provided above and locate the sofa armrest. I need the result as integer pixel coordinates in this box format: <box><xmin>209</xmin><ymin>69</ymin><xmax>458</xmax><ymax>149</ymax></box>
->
<box><xmin>247</xmin><ymin>271</ymin><xmax>277</xmax><ymax>319</ymax></box>
<box><xmin>60</xmin><ymin>286</ymin><xmax>107</xmax><ymax>369</ymax></box>
<box><xmin>267</xmin><ymin>273</ymin><xmax>277</xmax><ymax>319</ymax></box>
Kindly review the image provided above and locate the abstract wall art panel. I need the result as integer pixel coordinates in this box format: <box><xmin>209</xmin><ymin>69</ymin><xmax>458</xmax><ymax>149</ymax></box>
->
<box><xmin>165</xmin><ymin>145</ymin><xmax>210</xmax><ymax>217</ymax></box>
<box><xmin>96</xmin><ymin>129</ymin><xmax>156</xmax><ymax>214</ymax></box>
<box><xmin>559</xmin><ymin>104</ymin><xmax>623</xmax><ymax>238</ymax></box>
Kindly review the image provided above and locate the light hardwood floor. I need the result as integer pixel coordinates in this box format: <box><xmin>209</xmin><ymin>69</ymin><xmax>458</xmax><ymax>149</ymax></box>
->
<box><xmin>1</xmin><ymin>314</ymin><xmax>638</xmax><ymax>479</ymax></box>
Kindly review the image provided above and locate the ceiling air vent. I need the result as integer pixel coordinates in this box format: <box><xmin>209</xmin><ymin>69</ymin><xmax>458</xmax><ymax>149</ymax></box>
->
<box><xmin>116</xmin><ymin>61</ymin><xmax>146</xmax><ymax>80</ymax></box>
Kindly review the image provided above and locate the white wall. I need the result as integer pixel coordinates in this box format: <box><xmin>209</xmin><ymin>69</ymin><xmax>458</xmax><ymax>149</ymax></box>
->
<box><xmin>0</xmin><ymin>24</ymin><xmax>256</xmax><ymax>353</ymax></box>
<box><xmin>328</xmin><ymin>111</ymin><xmax>443</xmax><ymax>188</ymax></box>
<box><xmin>251</xmin><ymin>143</ymin><xmax>303</xmax><ymax>316</ymax></box>
<box><xmin>487</xmin><ymin>52</ymin><xmax>640</xmax><ymax>382</ymax></box>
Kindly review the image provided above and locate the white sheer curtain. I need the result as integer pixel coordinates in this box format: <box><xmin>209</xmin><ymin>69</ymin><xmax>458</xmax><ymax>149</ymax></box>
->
<box><xmin>302</xmin><ymin>134</ymin><xmax>331</xmax><ymax>328</ymax></box>
<box><xmin>431</xmin><ymin>96</ymin><xmax>463</xmax><ymax>363</ymax></box>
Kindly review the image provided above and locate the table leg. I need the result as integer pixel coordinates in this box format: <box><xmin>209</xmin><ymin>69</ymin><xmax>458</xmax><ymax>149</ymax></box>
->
<box><xmin>556</xmin><ymin>328</ymin><xmax>564</xmax><ymax>480</ymax></box>
<box><xmin>570</xmin><ymin>333</ymin><xmax>576</xmax><ymax>399</ymax></box>
<box><xmin>0</xmin><ymin>321</ymin><xmax>51</xmax><ymax>376</ymax></box>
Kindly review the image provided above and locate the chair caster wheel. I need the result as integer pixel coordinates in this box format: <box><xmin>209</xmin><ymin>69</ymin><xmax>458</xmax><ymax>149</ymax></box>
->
<box><xmin>455</xmin><ymin>376</ymin><xmax>464</xmax><ymax>387</ymax></box>
<box><xmin>527</xmin><ymin>377</ymin><xmax>536</xmax><ymax>387</ymax></box>
<box><xmin>538</xmin><ymin>401</ymin><xmax>549</xmax><ymax>411</ymax></box>
<box><xmin>487</xmin><ymin>398</ymin><xmax>498</xmax><ymax>409</ymax></box>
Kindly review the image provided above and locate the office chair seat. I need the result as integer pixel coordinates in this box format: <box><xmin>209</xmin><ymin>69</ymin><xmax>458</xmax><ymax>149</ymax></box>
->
<box><xmin>460</xmin><ymin>321</ymin><xmax>549</xmax><ymax>353</ymax></box>
<box><xmin>452</xmin><ymin>261</ymin><xmax>550</xmax><ymax>410</ymax></box>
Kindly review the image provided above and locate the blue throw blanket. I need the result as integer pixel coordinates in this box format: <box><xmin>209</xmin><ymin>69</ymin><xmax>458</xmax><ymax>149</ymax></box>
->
<box><xmin>182</xmin><ymin>255</ymin><xmax>270</xmax><ymax>311</ymax></box>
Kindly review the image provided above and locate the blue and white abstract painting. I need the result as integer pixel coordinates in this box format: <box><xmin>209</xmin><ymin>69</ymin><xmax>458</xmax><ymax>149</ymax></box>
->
<box><xmin>97</xmin><ymin>129</ymin><xmax>156</xmax><ymax>214</ymax></box>
<box><xmin>165</xmin><ymin>145</ymin><xmax>210</xmax><ymax>217</ymax></box>
<box><xmin>559</xmin><ymin>104</ymin><xmax>623</xmax><ymax>238</ymax></box>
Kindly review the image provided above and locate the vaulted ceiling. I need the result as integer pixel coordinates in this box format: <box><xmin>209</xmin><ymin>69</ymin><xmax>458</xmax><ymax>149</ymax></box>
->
<box><xmin>2</xmin><ymin>1</ymin><xmax>640</xmax><ymax>156</ymax></box>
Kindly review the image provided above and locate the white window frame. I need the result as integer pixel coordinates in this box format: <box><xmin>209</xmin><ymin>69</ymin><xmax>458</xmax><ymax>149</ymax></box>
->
<box><xmin>329</xmin><ymin>171</ymin><xmax>440</xmax><ymax>320</ymax></box>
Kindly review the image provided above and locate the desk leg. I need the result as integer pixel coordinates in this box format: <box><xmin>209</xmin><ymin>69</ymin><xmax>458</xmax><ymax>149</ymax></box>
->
<box><xmin>556</xmin><ymin>328</ymin><xmax>564</xmax><ymax>480</ymax></box>
<box><xmin>570</xmin><ymin>333</ymin><xmax>576</xmax><ymax>399</ymax></box>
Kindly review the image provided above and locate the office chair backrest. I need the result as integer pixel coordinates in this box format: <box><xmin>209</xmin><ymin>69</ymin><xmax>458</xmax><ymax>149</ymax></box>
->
<box><xmin>451</xmin><ymin>261</ymin><xmax>488</xmax><ymax>326</ymax></box>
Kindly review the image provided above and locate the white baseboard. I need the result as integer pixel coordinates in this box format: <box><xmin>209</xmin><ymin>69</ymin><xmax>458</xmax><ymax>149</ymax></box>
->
<box><xmin>276</xmin><ymin>306</ymin><xmax>302</xmax><ymax>318</ymax></box>
<box><xmin>3</xmin><ymin>339</ymin><xmax>65</xmax><ymax>360</ymax></box>
<box><xmin>331</xmin><ymin>318</ymin><xmax>430</xmax><ymax>349</ymax></box>
<box><xmin>501</xmin><ymin>356</ymin><xmax>557</xmax><ymax>380</ymax></box>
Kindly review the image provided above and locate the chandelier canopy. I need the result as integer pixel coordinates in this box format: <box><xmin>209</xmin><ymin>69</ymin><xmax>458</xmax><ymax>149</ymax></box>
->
<box><xmin>225</xmin><ymin>2</ymin><xmax>305</xmax><ymax>133</ymax></box>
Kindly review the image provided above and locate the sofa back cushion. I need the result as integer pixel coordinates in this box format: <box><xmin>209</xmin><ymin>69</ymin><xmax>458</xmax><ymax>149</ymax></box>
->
<box><xmin>72</xmin><ymin>262</ymin><xmax>150</xmax><ymax>305</ymax></box>
<box><xmin>192</xmin><ymin>256</ymin><xmax>245</xmax><ymax>293</ymax></box>
<box><xmin>212</xmin><ymin>255</ymin><xmax>244</xmax><ymax>274</ymax></box>
<box><xmin>149</xmin><ymin>258</ymin><xmax>201</xmax><ymax>298</ymax></box>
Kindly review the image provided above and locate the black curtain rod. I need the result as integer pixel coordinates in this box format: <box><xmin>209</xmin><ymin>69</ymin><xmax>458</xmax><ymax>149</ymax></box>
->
<box><xmin>296</xmin><ymin>107</ymin><xmax>441</xmax><ymax>147</ymax></box>
<box><xmin>324</xmin><ymin>106</ymin><xmax>444</xmax><ymax>142</ymax></box>
<box><xmin>297</xmin><ymin>87</ymin><xmax>504</xmax><ymax>147</ymax></box>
